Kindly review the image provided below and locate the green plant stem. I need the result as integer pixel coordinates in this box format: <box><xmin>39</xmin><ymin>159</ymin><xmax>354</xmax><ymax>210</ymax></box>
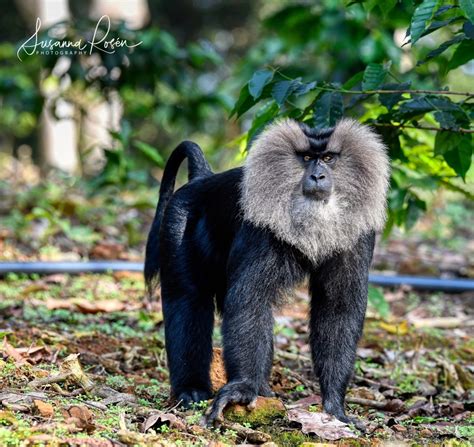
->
<box><xmin>372</xmin><ymin>122</ymin><xmax>474</xmax><ymax>134</ymax></box>
<box><xmin>316</xmin><ymin>86</ymin><xmax>473</xmax><ymax>97</ymax></box>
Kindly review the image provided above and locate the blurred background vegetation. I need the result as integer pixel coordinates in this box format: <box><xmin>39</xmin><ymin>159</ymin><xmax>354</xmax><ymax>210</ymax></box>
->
<box><xmin>0</xmin><ymin>0</ymin><xmax>472</xmax><ymax>272</ymax></box>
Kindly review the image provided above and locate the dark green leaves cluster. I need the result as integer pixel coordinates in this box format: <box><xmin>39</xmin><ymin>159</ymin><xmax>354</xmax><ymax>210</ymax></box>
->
<box><xmin>232</xmin><ymin>0</ymin><xmax>473</xmax><ymax>232</ymax></box>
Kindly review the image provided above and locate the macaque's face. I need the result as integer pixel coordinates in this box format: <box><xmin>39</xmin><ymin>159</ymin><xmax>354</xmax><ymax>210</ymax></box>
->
<box><xmin>296</xmin><ymin>148</ymin><xmax>337</xmax><ymax>202</ymax></box>
<box><xmin>242</xmin><ymin>118</ymin><xmax>390</xmax><ymax>262</ymax></box>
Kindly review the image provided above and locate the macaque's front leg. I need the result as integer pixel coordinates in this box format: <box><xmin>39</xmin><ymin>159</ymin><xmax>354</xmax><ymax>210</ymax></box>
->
<box><xmin>309</xmin><ymin>232</ymin><xmax>375</xmax><ymax>431</ymax></box>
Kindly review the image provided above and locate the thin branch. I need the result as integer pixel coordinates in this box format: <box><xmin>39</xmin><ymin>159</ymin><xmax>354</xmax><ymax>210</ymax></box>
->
<box><xmin>372</xmin><ymin>122</ymin><xmax>474</xmax><ymax>134</ymax></box>
<box><xmin>29</xmin><ymin>372</ymin><xmax>72</xmax><ymax>388</ymax></box>
<box><xmin>316</xmin><ymin>86</ymin><xmax>473</xmax><ymax>97</ymax></box>
<box><xmin>271</xmin><ymin>67</ymin><xmax>473</xmax><ymax>97</ymax></box>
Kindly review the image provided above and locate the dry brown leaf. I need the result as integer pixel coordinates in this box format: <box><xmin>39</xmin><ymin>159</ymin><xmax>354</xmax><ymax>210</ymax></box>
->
<box><xmin>16</xmin><ymin>346</ymin><xmax>46</xmax><ymax>355</ymax></box>
<box><xmin>90</xmin><ymin>242</ymin><xmax>125</xmax><ymax>260</ymax></box>
<box><xmin>42</xmin><ymin>274</ymin><xmax>68</xmax><ymax>284</ymax></box>
<box><xmin>62</xmin><ymin>405</ymin><xmax>96</xmax><ymax>433</ymax></box>
<box><xmin>142</xmin><ymin>411</ymin><xmax>186</xmax><ymax>432</ymax></box>
<box><xmin>287</xmin><ymin>395</ymin><xmax>322</xmax><ymax>409</ymax></box>
<box><xmin>349</xmin><ymin>387</ymin><xmax>385</xmax><ymax>402</ymax></box>
<box><xmin>34</xmin><ymin>399</ymin><xmax>54</xmax><ymax>418</ymax></box>
<box><xmin>21</xmin><ymin>283</ymin><xmax>49</xmax><ymax>296</ymax></box>
<box><xmin>16</xmin><ymin>345</ymin><xmax>49</xmax><ymax>364</ymax></box>
<box><xmin>44</xmin><ymin>298</ymin><xmax>73</xmax><ymax>310</ymax></box>
<box><xmin>287</xmin><ymin>409</ymin><xmax>357</xmax><ymax>440</ymax></box>
<box><xmin>382</xmin><ymin>398</ymin><xmax>405</xmax><ymax>413</ymax></box>
<box><xmin>73</xmin><ymin>299</ymin><xmax>125</xmax><ymax>314</ymax></box>
<box><xmin>211</xmin><ymin>347</ymin><xmax>227</xmax><ymax>391</ymax></box>
<box><xmin>113</xmin><ymin>271</ymin><xmax>143</xmax><ymax>282</ymax></box>
<box><xmin>2</xmin><ymin>338</ymin><xmax>27</xmax><ymax>364</ymax></box>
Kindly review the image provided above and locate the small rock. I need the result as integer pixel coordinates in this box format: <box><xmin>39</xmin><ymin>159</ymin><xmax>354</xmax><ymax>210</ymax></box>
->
<box><xmin>392</xmin><ymin>424</ymin><xmax>407</xmax><ymax>432</ymax></box>
<box><xmin>224</xmin><ymin>397</ymin><xmax>285</xmax><ymax>425</ymax></box>
<box><xmin>34</xmin><ymin>400</ymin><xmax>54</xmax><ymax>418</ymax></box>
<box><xmin>419</xmin><ymin>428</ymin><xmax>432</xmax><ymax>437</ymax></box>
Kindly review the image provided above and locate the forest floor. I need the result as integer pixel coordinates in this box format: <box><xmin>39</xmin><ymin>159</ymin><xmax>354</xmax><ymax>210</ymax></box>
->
<box><xmin>0</xmin><ymin>164</ymin><xmax>473</xmax><ymax>446</ymax></box>
<box><xmin>0</xmin><ymin>274</ymin><xmax>472</xmax><ymax>446</ymax></box>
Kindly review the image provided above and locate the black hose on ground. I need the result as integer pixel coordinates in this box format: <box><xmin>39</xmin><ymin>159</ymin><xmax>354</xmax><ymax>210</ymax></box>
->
<box><xmin>0</xmin><ymin>261</ymin><xmax>473</xmax><ymax>292</ymax></box>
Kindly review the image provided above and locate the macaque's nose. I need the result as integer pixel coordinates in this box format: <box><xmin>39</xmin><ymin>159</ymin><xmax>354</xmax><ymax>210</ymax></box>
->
<box><xmin>303</xmin><ymin>165</ymin><xmax>332</xmax><ymax>199</ymax></box>
<box><xmin>311</xmin><ymin>172</ymin><xmax>326</xmax><ymax>182</ymax></box>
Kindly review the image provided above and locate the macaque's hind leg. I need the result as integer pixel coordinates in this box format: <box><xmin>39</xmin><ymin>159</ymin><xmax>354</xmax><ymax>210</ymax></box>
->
<box><xmin>161</xmin><ymin>282</ymin><xmax>215</xmax><ymax>408</ymax></box>
<box><xmin>258</xmin><ymin>341</ymin><xmax>275</xmax><ymax>397</ymax></box>
<box><xmin>208</xmin><ymin>281</ymin><xmax>275</xmax><ymax>422</ymax></box>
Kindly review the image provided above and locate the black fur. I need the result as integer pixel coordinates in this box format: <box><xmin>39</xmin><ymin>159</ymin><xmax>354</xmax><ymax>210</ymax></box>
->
<box><xmin>144</xmin><ymin>140</ymin><xmax>375</xmax><ymax>427</ymax></box>
<box><xmin>298</xmin><ymin>123</ymin><xmax>334</xmax><ymax>152</ymax></box>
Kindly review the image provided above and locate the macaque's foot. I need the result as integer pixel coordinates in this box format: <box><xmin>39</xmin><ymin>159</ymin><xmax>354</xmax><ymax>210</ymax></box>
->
<box><xmin>258</xmin><ymin>383</ymin><xmax>275</xmax><ymax>397</ymax></box>
<box><xmin>328</xmin><ymin>410</ymin><xmax>366</xmax><ymax>432</ymax></box>
<box><xmin>206</xmin><ymin>381</ymin><xmax>258</xmax><ymax>424</ymax></box>
<box><xmin>177</xmin><ymin>389</ymin><xmax>212</xmax><ymax>409</ymax></box>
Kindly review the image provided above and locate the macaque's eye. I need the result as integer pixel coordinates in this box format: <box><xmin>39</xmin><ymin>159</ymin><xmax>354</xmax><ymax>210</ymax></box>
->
<box><xmin>303</xmin><ymin>155</ymin><xmax>312</xmax><ymax>162</ymax></box>
<box><xmin>322</xmin><ymin>154</ymin><xmax>335</xmax><ymax>163</ymax></box>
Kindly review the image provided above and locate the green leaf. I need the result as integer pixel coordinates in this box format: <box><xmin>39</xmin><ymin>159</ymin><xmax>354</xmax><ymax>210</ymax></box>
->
<box><xmin>388</xmin><ymin>186</ymin><xmax>407</xmax><ymax>210</ymax></box>
<box><xmin>342</xmin><ymin>71</ymin><xmax>364</xmax><ymax>90</ymax></box>
<box><xmin>396</xmin><ymin>96</ymin><xmax>461</xmax><ymax>120</ymax></box>
<box><xmin>294</xmin><ymin>81</ymin><xmax>317</xmax><ymax>96</ymax></box>
<box><xmin>434</xmin><ymin>111</ymin><xmax>458</xmax><ymax>130</ymax></box>
<box><xmin>312</xmin><ymin>91</ymin><xmax>344</xmax><ymax>129</ymax></box>
<box><xmin>377</xmin><ymin>125</ymin><xmax>405</xmax><ymax>161</ymax></box>
<box><xmin>368</xmin><ymin>286</ymin><xmax>390</xmax><ymax>319</ymax></box>
<box><xmin>362</xmin><ymin>63</ymin><xmax>387</xmax><ymax>90</ymax></box>
<box><xmin>379</xmin><ymin>82</ymin><xmax>411</xmax><ymax>110</ymax></box>
<box><xmin>230</xmin><ymin>85</ymin><xmax>256</xmax><ymax>119</ymax></box>
<box><xmin>447</xmin><ymin>39</ymin><xmax>474</xmax><ymax>71</ymax></box>
<box><xmin>134</xmin><ymin>141</ymin><xmax>164</xmax><ymax>167</ymax></box>
<box><xmin>405</xmin><ymin>194</ymin><xmax>427</xmax><ymax>229</ymax></box>
<box><xmin>459</xmin><ymin>0</ymin><xmax>474</xmax><ymax>22</ymax></box>
<box><xmin>248</xmin><ymin>69</ymin><xmax>274</xmax><ymax>100</ymax></box>
<box><xmin>410</xmin><ymin>0</ymin><xmax>441</xmax><ymax>45</ymax></box>
<box><xmin>246</xmin><ymin>101</ymin><xmax>280</xmax><ymax>148</ymax></box>
<box><xmin>464</xmin><ymin>21</ymin><xmax>474</xmax><ymax>39</ymax></box>
<box><xmin>435</xmin><ymin>132</ymin><xmax>473</xmax><ymax>179</ymax></box>
<box><xmin>419</xmin><ymin>16</ymin><xmax>466</xmax><ymax>40</ymax></box>
<box><xmin>271</xmin><ymin>79</ymin><xmax>300</xmax><ymax>105</ymax></box>
<box><xmin>417</xmin><ymin>34</ymin><xmax>465</xmax><ymax>66</ymax></box>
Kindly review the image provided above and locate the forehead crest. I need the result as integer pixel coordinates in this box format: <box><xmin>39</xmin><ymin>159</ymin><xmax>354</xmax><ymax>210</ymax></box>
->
<box><xmin>298</xmin><ymin>123</ymin><xmax>334</xmax><ymax>153</ymax></box>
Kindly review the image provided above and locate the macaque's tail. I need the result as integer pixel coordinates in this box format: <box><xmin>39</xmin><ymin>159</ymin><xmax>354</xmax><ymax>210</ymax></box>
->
<box><xmin>144</xmin><ymin>141</ymin><xmax>212</xmax><ymax>294</ymax></box>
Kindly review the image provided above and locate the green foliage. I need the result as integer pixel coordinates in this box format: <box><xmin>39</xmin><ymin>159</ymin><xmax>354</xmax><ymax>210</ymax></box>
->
<box><xmin>0</xmin><ymin>18</ymin><xmax>228</xmax><ymax>173</ymax></box>
<box><xmin>230</xmin><ymin>0</ymin><xmax>473</xmax><ymax>231</ymax></box>
<box><xmin>409</xmin><ymin>0</ymin><xmax>442</xmax><ymax>44</ymax></box>
<box><xmin>0</xmin><ymin>44</ymin><xmax>43</xmax><ymax>138</ymax></box>
<box><xmin>1</xmin><ymin>0</ymin><xmax>472</xmax><ymax>235</ymax></box>
<box><xmin>368</xmin><ymin>286</ymin><xmax>390</xmax><ymax>319</ymax></box>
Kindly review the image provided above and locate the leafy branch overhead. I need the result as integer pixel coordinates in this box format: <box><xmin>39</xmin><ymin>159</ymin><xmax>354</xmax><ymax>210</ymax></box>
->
<box><xmin>231</xmin><ymin>0</ymin><xmax>473</xmax><ymax>231</ymax></box>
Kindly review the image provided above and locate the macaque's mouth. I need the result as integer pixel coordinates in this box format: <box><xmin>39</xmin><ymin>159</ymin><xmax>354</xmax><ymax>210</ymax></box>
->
<box><xmin>303</xmin><ymin>191</ymin><xmax>332</xmax><ymax>202</ymax></box>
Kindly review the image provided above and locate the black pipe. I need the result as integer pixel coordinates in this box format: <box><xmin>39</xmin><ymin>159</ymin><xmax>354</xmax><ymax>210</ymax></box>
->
<box><xmin>0</xmin><ymin>261</ymin><xmax>473</xmax><ymax>292</ymax></box>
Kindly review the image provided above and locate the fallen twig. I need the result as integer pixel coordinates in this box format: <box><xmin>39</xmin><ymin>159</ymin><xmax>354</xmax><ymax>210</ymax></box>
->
<box><xmin>29</xmin><ymin>373</ymin><xmax>72</xmax><ymax>388</ymax></box>
<box><xmin>219</xmin><ymin>420</ymin><xmax>272</xmax><ymax>443</ymax></box>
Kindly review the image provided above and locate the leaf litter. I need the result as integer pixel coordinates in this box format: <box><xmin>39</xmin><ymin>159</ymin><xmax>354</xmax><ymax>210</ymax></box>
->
<box><xmin>0</xmin><ymin>272</ymin><xmax>471</xmax><ymax>445</ymax></box>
